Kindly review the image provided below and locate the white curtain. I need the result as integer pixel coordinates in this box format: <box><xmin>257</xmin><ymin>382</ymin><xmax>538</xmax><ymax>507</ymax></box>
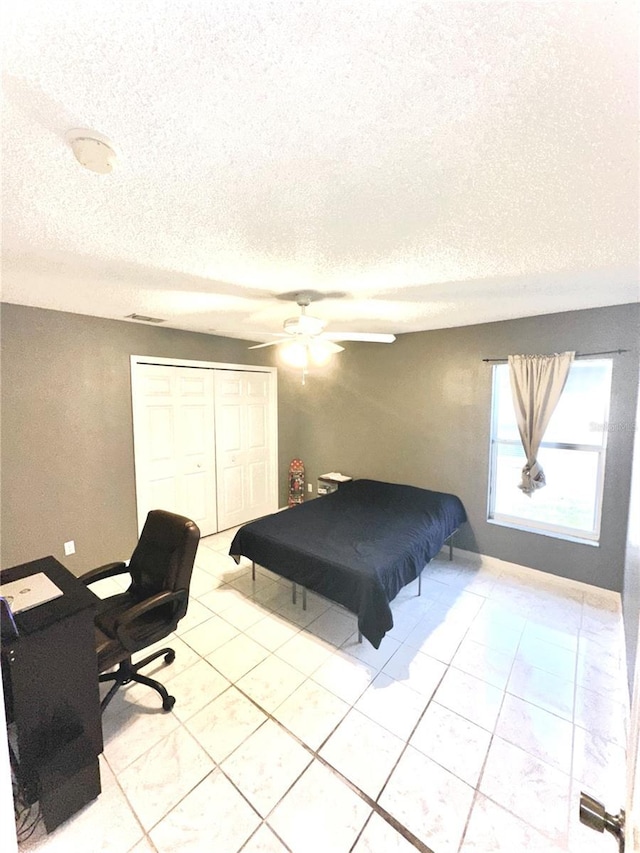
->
<box><xmin>508</xmin><ymin>351</ymin><xmax>575</xmax><ymax>496</ymax></box>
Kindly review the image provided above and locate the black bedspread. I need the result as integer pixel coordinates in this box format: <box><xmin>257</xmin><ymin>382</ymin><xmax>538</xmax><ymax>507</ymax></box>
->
<box><xmin>229</xmin><ymin>479</ymin><xmax>467</xmax><ymax>648</ymax></box>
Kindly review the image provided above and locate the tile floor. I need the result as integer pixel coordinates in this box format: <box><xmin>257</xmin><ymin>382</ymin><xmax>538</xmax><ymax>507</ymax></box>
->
<box><xmin>19</xmin><ymin>528</ymin><xmax>630</xmax><ymax>853</ymax></box>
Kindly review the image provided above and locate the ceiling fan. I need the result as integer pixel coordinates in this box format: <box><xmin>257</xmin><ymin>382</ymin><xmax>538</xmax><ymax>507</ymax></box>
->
<box><xmin>248</xmin><ymin>292</ymin><xmax>395</xmax><ymax>374</ymax></box>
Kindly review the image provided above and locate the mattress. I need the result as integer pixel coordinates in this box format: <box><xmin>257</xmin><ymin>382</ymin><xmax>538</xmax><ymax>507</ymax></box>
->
<box><xmin>229</xmin><ymin>478</ymin><xmax>467</xmax><ymax>647</ymax></box>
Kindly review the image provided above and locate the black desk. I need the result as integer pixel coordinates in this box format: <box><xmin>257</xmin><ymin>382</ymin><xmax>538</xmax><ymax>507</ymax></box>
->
<box><xmin>1</xmin><ymin>556</ymin><xmax>103</xmax><ymax>832</ymax></box>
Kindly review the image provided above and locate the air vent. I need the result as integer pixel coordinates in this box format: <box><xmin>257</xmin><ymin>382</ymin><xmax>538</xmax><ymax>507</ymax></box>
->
<box><xmin>125</xmin><ymin>313</ymin><xmax>165</xmax><ymax>324</ymax></box>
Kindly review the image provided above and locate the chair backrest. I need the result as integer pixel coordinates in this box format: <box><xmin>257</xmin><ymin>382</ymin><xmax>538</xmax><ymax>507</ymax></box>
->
<box><xmin>127</xmin><ymin>510</ymin><xmax>200</xmax><ymax>621</ymax></box>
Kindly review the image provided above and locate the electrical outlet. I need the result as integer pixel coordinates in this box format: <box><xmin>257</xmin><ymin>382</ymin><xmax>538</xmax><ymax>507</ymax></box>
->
<box><xmin>64</xmin><ymin>540</ymin><xmax>75</xmax><ymax>556</ymax></box>
<box><xmin>307</xmin><ymin>483</ymin><xmax>313</xmax><ymax>493</ymax></box>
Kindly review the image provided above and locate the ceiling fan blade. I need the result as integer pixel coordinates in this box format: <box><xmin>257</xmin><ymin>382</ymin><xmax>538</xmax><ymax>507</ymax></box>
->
<box><xmin>309</xmin><ymin>339</ymin><xmax>344</xmax><ymax>354</ymax></box>
<box><xmin>323</xmin><ymin>332</ymin><xmax>396</xmax><ymax>343</ymax></box>
<box><xmin>248</xmin><ymin>340</ymin><xmax>286</xmax><ymax>349</ymax></box>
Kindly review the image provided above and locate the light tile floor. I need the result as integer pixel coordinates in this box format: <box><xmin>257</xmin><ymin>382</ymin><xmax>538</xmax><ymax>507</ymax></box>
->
<box><xmin>19</xmin><ymin>528</ymin><xmax>630</xmax><ymax>853</ymax></box>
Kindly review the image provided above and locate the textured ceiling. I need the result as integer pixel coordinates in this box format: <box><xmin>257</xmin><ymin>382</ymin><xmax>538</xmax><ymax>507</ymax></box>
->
<box><xmin>1</xmin><ymin>0</ymin><xmax>638</xmax><ymax>342</ymax></box>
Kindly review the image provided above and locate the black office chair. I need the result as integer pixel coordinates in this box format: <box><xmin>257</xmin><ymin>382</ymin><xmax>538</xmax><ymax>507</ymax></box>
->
<box><xmin>81</xmin><ymin>510</ymin><xmax>200</xmax><ymax>713</ymax></box>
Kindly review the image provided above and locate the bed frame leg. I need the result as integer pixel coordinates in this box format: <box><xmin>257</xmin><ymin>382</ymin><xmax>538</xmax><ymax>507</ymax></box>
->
<box><xmin>292</xmin><ymin>582</ymin><xmax>296</xmax><ymax>604</ymax></box>
<box><xmin>449</xmin><ymin>539</ymin><xmax>453</xmax><ymax>561</ymax></box>
<box><xmin>418</xmin><ymin>570</ymin><xmax>422</xmax><ymax>596</ymax></box>
<box><xmin>252</xmin><ymin>561</ymin><xmax>256</xmax><ymax>581</ymax></box>
<box><xmin>357</xmin><ymin>630</ymin><xmax>362</xmax><ymax>644</ymax></box>
<box><xmin>302</xmin><ymin>587</ymin><xmax>307</xmax><ymax>610</ymax></box>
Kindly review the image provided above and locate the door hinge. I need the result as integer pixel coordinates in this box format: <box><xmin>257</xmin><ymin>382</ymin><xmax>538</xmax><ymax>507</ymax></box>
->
<box><xmin>580</xmin><ymin>791</ymin><xmax>625</xmax><ymax>852</ymax></box>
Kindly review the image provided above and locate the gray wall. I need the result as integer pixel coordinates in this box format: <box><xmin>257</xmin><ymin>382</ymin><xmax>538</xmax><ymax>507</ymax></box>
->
<box><xmin>623</xmin><ymin>359</ymin><xmax>640</xmax><ymax>692</ymax></box>
<box><xmin>294</xmin><ymin>303</ymin><xmax>640</xmax><ymax>592</ymax></box>
<box><xmin>2</xmin><ymin>301</ymin><xmax>638</xmax><ymax>594</ymax></box>
<box><xmin>0</xmin><ymin>303</ymin><xmax>302</xmax><ymax>574</ymax></box>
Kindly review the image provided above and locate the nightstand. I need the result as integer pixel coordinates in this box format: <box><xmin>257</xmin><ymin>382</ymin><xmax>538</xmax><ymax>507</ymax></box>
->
<box><xmin>317</xmin><ymin>473</ymin><xmax>353</xmax><ymax>495</ymax></box>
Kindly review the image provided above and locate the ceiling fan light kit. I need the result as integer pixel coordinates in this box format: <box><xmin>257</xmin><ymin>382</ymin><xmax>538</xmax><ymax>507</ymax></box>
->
<box><xmin>279</xmin><ymin>341</ymin><xmax>311</xmax><ymax>369</ymax></box>
<box><xmin>279</xmin><ymin>338</ymin><xmax>344</xmax><ymax>369</ymax></box>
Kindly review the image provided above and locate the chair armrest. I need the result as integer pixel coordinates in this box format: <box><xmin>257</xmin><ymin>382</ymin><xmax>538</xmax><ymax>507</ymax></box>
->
<box><xmin>81</xmin><ymin>561</ymin><xmax>129</xmax><ymax>586</ymax></box>
<box><xmin>114</xmin><ymin>589</ymin><xmax>188</xmax><ymax>651</ymax></box>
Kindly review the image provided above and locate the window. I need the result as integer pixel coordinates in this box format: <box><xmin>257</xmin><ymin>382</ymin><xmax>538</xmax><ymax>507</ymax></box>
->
<box><xmin>488</xmin><ymin>359</ymin><xmax>613</xmax><ymax>543</ymax></box>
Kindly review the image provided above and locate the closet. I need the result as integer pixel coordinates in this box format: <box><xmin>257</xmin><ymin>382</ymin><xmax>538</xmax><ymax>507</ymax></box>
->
<box><xmin>131</xmin><ymin>358</ymin><xmax>278</xmax><ymax>536</ymax></box>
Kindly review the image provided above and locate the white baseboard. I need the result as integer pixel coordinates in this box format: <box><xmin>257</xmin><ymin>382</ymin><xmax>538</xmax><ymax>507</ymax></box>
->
<box><xmin>442</xmin><ymin>545</ymin><xmax>621</xmax><ymax>609</ymax></box>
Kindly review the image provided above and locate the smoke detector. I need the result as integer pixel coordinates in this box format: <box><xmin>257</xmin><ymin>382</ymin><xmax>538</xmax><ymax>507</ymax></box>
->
<box><xmin>66</xmin><ymin>128</ymin><xmax>116</xmax><ymax>174</ymax></box>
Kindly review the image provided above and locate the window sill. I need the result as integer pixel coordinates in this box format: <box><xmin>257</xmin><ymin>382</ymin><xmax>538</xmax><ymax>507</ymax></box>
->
<box><xmin>487</xmin><ymin>517</ymin><xmax>600</xmax><ymax>547</ymax></box>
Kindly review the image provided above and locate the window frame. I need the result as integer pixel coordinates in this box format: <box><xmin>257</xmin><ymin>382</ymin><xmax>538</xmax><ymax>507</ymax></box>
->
<box><xmin>487</xmin><ymin>359</ymin><xmax>612</xmax><ymax>545</ymax></box>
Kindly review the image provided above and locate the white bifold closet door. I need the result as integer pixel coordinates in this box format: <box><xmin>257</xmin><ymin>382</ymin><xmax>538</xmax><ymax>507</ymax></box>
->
<box><xmin>133</xmin><ymin>365</ymin><xmax>218</xmax><ymax>535</ymax></box>
<box><xmin>133</xmin><ymin>363</ymin><xmax>277</xmax><ymax>537</ymax></box>
<box><xmin>214</xmin><ymin>369</ymin><xmax>275</xmax><ymax>530</ymax></box>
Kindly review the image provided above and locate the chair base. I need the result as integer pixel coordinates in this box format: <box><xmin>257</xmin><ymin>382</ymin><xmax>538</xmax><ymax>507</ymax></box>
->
<box><xmin>99</xmin><ymin>647</ymin><xmax>176</xmax><ymax>713</ymax></box>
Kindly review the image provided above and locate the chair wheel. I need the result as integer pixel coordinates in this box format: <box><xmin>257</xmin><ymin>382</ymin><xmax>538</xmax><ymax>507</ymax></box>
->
<box><xmin>163</xmin><ymin>695</ymin><xmax>176</xmax><ymax>712</ymax></box>
<box><xmin>164</xmin><ymin>650</ymin><xmax>176</xmax><ymax>665</ymax></box>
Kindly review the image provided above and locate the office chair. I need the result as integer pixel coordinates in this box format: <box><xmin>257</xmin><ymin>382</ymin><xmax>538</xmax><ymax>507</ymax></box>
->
<box><xmin>81</xmin><ymin>510</ymin><xmax>200</xmax><ymax>713</ymax></box>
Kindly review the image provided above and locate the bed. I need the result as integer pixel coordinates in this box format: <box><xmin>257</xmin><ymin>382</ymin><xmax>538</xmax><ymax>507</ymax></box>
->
<box><xmin>229</xmin><ymin>478</ymin><xmax>467</xmax><ymax>648</ymax></box>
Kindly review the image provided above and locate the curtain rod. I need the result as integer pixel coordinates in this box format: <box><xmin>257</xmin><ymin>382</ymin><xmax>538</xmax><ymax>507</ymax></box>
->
<box><xmin>482</xmin><ymin>348</ymin><xmax>629</xmax><ymax>363</ymax></box>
